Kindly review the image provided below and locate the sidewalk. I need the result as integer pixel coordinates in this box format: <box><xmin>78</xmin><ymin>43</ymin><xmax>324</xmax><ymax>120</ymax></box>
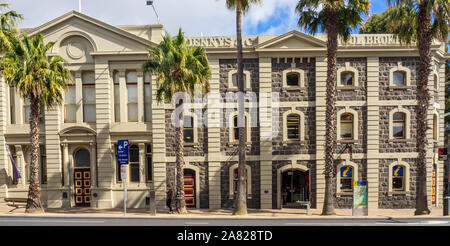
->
<box><xmin>0</xmin><ymin>204</ymin><xmax>446</xmax><ymax>219</ymax></box>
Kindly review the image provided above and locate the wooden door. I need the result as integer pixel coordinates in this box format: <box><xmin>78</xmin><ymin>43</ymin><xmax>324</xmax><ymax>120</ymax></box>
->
<box><xmin>184</xmin><ymin>170</ymin><xmax>195</xmax><ymax>208</ymax></box>
<box><xmin>74</xmin><ymin>168</ymin><xmax>91</xmax><ymax>207</ymax></box>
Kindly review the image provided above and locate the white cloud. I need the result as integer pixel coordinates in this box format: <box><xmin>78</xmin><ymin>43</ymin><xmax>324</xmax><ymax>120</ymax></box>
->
<box><xmin>6</xmin><ymin>0</ymin><xmax>300</xmax><ymax>36</ymax></box>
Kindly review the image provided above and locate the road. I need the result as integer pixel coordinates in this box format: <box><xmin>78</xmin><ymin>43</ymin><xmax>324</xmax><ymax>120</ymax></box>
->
<box><xmin>0</xmin><ymin>216</ymin><xmax>449</xmax><ymax>226</ymax></box>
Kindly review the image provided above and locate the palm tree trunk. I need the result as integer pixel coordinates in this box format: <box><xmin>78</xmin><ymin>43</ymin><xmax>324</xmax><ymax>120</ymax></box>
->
<box><xmin>26</xmin><ymin>95</ymin><xmax>44</xmax><ymax>214</ymax></box>
<box><xmin>233</xmin><ymin>0</ymin><xmax>248</xmax><ymax>216</ymax></box>
<box><xmin>322</xmin><ymin>7</ymin><xmax>338</xmax><ymax>216</ymax></box>
<box><xmin>414</xmin><ymin>1</ymin><xmax>432</xmax><ymax>215</ymax></box>
<box><xmin>175</xmin><ymin>98</ymin><xmax>188</xmax><ymax>214</ymax></box>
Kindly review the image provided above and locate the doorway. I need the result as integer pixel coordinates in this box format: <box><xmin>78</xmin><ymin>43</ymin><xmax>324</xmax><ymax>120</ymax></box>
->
<box><xmin>74</xmin><ymin>148</ymin><xmax>91</xmax><ymax>207</ymax></box>
<box><xmin>183</xmin><ymin>169</ymin><xmax>196</xmax><ymax>208</ymax></box>
<box><xmin>281</xmin><ymin>169</ymin><xmax>309</xmax><ymax>206</ymax></box>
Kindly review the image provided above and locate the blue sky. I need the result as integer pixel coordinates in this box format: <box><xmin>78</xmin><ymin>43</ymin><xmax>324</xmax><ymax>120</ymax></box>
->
<box><xmin>7</xmin><ymin>0</ymin><xmax>391</xmax><ymax>37</ymax></box>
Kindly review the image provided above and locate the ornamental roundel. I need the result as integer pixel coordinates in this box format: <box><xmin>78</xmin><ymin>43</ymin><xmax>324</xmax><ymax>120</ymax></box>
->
<box><xmin>66</xmin><ymin>41</ymin><xmax>86</xmax><ymax>60</ymax></box>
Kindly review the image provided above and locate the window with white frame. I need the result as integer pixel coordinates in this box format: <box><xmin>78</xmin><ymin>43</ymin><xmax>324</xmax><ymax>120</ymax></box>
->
<box><xmin>64</xmin><ymin>84</ymin><xmax>76</xmax><ymax>123</ymax></box>
<box><xmin>82</xmin><ymin>71</ymin><xmax>96</xmax><ymax>122</ymax></box>
<box><xmin>229</xmin><ymin>164</ymin><xmax>252</xmax><ymax>198</ymax></box>
<box><xmin>433</xmin><ymin>114</ymin><xmax>438</xmax><ymax>141</ymax></box>
<box><xmin>286</xmin><ymin>72</ymin><xmax>300</xmax><ymax>87</ymax></box>
<box><xmin>339</xmin><ymin>166</ymin><xmax>353</xmax><ymax>192</ymax></box>
<box><xmin>113</xmin><ymin>70</ymin><xmax>120</xmax><ymax>122</ymax></box>
<box><xmin>340</xmin><ymin>113</ymin><xmax>354</xmax><ymax>140</ymax></box>
<box><xmin>340</xmin><ymin>72</ymin><xmax>354</xmax><ymax>86</ymax></box>
<box><xmin>393</xmin><ymin>112</ymin><xmax>406</xmax><ymax>139</ymax></box>
<box><xmin>393</xmin><ymin>71</ymin><xmax>406</xmax><ymax>85</ymax></box>
<box><xmin>144</xmin><ymin>72</ymin><xmax>151</xmax><ymax>122</ymax></box>
<box><xmin>9</xmin><ymin>86</ymin><xmax>15</xmax><ymax>124</ymax></box>
<box><xmin>433</xmin><ymin>73</ymin><xmax>438</xmax><ymax>90</ymax></box>
<box><xmin>286</xmin><ymin>114</ymin><xmax>300</xmax><ymax>140</ymax></box>
<box><xmin>126</xmin><ymin>70</ymin><xmax>138</xmax><ymax>122</ymax></box>
<box><xmin>392</xmin><ymin>165</ymin><xmax>405</xmax><ymax>191</ymax></box>
<box><xmin>228</xmin><ymin>70</ymin><xmax>250</xmax><ymax>89</ymax></box>
<box><xmin>129</xmin><ymin>144</ymin><xmax>140</xmax><ymax>182</ymax></box>
<box><xmin>183</xmin><ymin>116</ymin><xmax>194</xmax><ymax>143</ymax></box>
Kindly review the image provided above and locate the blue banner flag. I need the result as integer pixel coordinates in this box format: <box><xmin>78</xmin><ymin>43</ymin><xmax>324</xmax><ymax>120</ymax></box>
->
<box><xmin>5</xmin><ymin>146</ymin><xmax>21</xmax><ymax>179</ymax></box>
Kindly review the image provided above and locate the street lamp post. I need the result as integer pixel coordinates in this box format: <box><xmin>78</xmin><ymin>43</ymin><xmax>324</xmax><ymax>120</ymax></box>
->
<box><xmin>146</xmin><ymin>1</ymin><xmax>160</xmax><ymax>24</ymax></box>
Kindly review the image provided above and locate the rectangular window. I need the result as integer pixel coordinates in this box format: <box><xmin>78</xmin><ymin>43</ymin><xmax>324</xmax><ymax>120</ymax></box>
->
<box><xmin>146</xmin><ymin>144</ymin><xmax>152</xmax><ymax>182</ymax></box>
<box><xmin>183</xmin><ymin>116</ymin><xmax>194</xmax><ymax>143</ymax></box>
<box><xmin>286</xmin><ymin>73</ymin><xmax>300</xmax><ymax>87</ymax></box>
<box><xmin>126</xmin><ymin>71</ymin><xmax>138</xmax><ymax>122</ymax></box>
<box><xmin>144</xmin><ymin>72</ymin><xmax>151</xmax><ymax>122</ymax></box>
<box><xmin>340</xmin><ymin>166</ymin><xmax>353</xmax><ymax>192</ymax></box>
<box><xmin>10</xmin><ymin>87</ymin><xmax>15</xmax><ymax>124</ymax></box>
<box><xmin>232</xmin><ymin>73</ymin><xmax>246</xmax><ymax>88</ymax></box>
<box><xmin>393</xmin><ymin>115</ymin><xmax>405</xmax><ymax>139</ymax></box>
<box><xmin>65</xmin><ymin>85</ymin><xmax>76</xmax><ymax>123</ymax></box>
<box><xmin>82</xmin><ymin>71</ymin><xmax>96</xmax><ymax>123</ymax></box>
<box><xmin>113</xmin><ymin>71</ymin><xmax>120</xmax><ymax>122</ymax></box>
<box><xmin>392</xmin><ymin>165</ymin><xmax>404</xmax><ymax>191</ymax></box>
<box><xmin>340</xmin><ymin>72</ymin><xmax>354</xmax><ymax>86</ymax></box>
<box><xmin>23</xmin><ymin>98</ymin><xmax>30</xmax><ymax>124</ymax></box>
<box><xmin>393</xmin><ymin>71</ymin><xmax>406</xmax><ymax>85</ymax></box>
<box><xmin>129</xmin><ymin>145</ymin><xmax>140</xmax><ymax>183</ymax></box>
<box><xmin>287</xmin><ymin>114</ymin><xmax>300</xmax><ymax>140</ymax></box>
<box><xmin>40</xmin><ymin>146</ymin><xmax>47</xmax><ymax>184</ymax></box>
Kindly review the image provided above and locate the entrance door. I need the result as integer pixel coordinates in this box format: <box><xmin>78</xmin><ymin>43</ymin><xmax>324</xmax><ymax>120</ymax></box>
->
<box><xmin>281</xmin><ymin>170</ymin><xmax>309</xmax><ymax>206</ymax></box>
<box><xmin>74</xmin><ymin>168</ymin><xmax>91</xmax><ymax>207</ymax></box>
<box><xmin>184</xmin><ymin>169</ymin><xmax>196</xmax><ymax>208</ymax></box>
<box><xmin>74</xmin><ymin>148</ymin><xmax>91</xmax><ymax>207</ymax></box>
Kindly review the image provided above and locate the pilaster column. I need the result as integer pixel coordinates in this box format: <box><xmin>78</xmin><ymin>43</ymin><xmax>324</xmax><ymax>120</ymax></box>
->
<box><xmin>437</xmin><ymin>60</ymin><xmax>445</xmax><ymax>207</ymax></box>
<box><xmin>90</xmin><ymin>143</ymin><xmax>97</xmax><ymax>188</ymax></box>
<box><xmin>94</xmin><ymin>57</ymin><xmax>113</xmax><ymax>208</ymax></box>
<box><xmin>315</xmin><ymin>56</ymin><xmax>327</xmax><ymax>210</ymax></box>
<box><xmin>259</xmin><ymin>57</ymin><xmax>273</xmax><ymax>209</ymax></box>
<box><xmin>366</xmin><ymin>56</ymin><xmax>380</xmax><ymax>210</ymax></box>
<box><xmin>62</xmin><ymin>143</ymin><xmax>70</xmax><ymax>188</ymax></box>
<box><xmin>151</xmin><ymin>73</ymin><xmax>167</xmax><ymax>209</ymax></box>
<box><xmin>207</xmin><ymin>58</ymin><xmax>221</xmax><ymax>209</ymax></box>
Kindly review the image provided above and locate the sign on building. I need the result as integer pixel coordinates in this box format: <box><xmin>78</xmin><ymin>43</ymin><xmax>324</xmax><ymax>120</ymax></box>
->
<box><xmin>352</xmin><ymin>180</ymin><xmax>368</xmax><ymax>216</ymax></box>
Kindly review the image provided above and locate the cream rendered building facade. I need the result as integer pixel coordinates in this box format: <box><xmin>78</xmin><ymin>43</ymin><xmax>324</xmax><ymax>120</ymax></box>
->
<box><xmin>0</xmin><ymin>11</ymin><xmax>448</xmax><ymax>210</ymax></box>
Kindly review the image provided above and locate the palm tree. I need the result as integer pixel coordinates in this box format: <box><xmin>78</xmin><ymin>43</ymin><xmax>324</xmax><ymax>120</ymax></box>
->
<box><xmin>223</xmin><ymin>0</ymin><xmax>261</xmax><ymax>216</ymax></box>
<box><xmin>386</xmin><ymin>0</ymin><xmax>449</xmax><ymax>215</ymax></box>
<box><xmin>143</xmin><ymin>29</ymin><xmax>210</xmax><ymax>214</ymax></box>
<box><xmin>0</xmin><ymin>33</ymin><xmax>72</xmax><ymax>213</ymax></box>
<box><xmin>296</xmin><ymin>0</ymin><xmax>369</xmax><ymax>215</ymax></box>
<box><xmin>0</xmin><ymin>2</ymin><xmax>21</xmax><ymax>52</ymax></box>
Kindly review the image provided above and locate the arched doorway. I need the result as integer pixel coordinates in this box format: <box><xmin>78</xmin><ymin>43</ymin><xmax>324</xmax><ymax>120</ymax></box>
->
<box><xmin>280</xmin><ymin>169</ymin><xmax>309</xmax><ymax>208</ymax></box>
<box><xmin>183</xmin><ymin>169</ymin><xmax>196</xmax><ymax>208</ymax></box>
<box><xmin>74</xmin><ymin>148</ymin><xmax>91</xmax><ymax>207</ymax></box>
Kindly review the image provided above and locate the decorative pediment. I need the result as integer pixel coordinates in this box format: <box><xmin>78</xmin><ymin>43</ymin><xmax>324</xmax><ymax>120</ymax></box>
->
<box><xmin>256</xmin><ymin>30</ymin><xmax>326</xmax><ymax>50</ymax></box>
<box><xmin>60</xmin><ymin>126</ymin><xmax>96</xmax><ymax>137</ymax></box>
<box><xmin>26</xmin><ymin>11</ymin><xmax>154</xmax><ymax>57</ymax></box>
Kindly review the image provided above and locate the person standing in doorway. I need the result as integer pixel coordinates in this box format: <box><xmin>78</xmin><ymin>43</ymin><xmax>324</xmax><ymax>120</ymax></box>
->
<box><xmin>166</xmin><ymin>184</ymin><xmax>174</xmax><ymax>214</ymax></box>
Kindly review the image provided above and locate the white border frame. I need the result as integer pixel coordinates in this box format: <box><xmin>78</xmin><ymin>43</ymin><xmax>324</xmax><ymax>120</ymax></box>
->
<box><xmin>228</xmin><ymin>163</ymin><xmax>252</xmax><ymax>199</ymax></box>
<box><xmin>388</xmin><ymin>160</ymin><xmax>410</xmax><ymax>196</ymax></box>
<box><xmin>276</xmin><ymin>162</ymin><xmax>309</xmax><ymax>209</ymax></box>
<box><xmin>337</xmin><ymin>62</ymin><xmax>359</xmax><ymax>87</ymax></box>
<box><xmin>228</xmin><ymin>111</ymin><xmax>251</xmax><ymax>143</ymax></box>
<box><xmin>228</xmin><ymin>69</ymin><xmax>251</xmax><ymax>89</ymax></box>
<box><xmin>336</xmin><ymin>161</ymin><xmax>359</xmax><ymax>196</ymax></box>
<box><xmin>337</xmin><ymin>107</ymin><xmax>359</xmax><ymax>140</ymax></box>
<box><xmin>282</xmin><ymin>109</ymin><xmax>305</xmax><ymax>141</ymax></box>
<box><xmin>282</xmin><ymin>68</ymin><xmax>305</xmax><ymax>88</ymax></box>
<box><xmin>389</xmin><ymin>106</ymin><xmax>411</xmax><ymax>139</ymax></box>
<box><xmin>389</xmin><ymin>62</ymin><xmax>411</xmax><ymax>86</ymax></box>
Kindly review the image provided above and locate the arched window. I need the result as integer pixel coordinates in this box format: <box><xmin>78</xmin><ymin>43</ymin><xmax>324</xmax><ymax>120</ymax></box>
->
<box><xmin>340</xmin><ymin>71</ymin><xmax>354</xmax><ymax>86</ymax></box>
<box><xmin>286</xmin><ymin>72</ymin><xmax>300</xmax><ymax>87</ymax></box>
<box><xmin>339</xmin><ymin>166</ymin><xmax>353</xmax><ymax>192</ymax></box>
<box><xmin>232</xmin><ymin>73</ymin><xmax>246</xmax><ymax>88</ymax></box>
<box><xmin>233</xmin><ymin>168</ymin><xmax>248</xmax><ymax>194</ymax></box>
<box><xmin>129</xmin><ymin>145</ymin><xmax>140</xmax><ymax>182</ymax></box>
<box><xmin>340</xmin><ymin>113</ymin><xmax>354</xmax><ymax>139</ymax></box>
<box><xmin>229</xmin><ymin>164</ymin><xmax>252</xmax><ymax>198</ymax></box>
<box><xmin>286</xmin><ymin>114</ymin><xmax>300</xmax><ymax>140</ymax></box>
<box><xmin>393</xmin><ymin>71</ymin><xmax>406</xmax><ymax>85</ymax></box>
<box><xmin>393</xmin><ymin>112</ymin><xmax>406</xmax><ymax>139</ymax></box>
<box><xmin>183</xmin><ymin>116</ymin><xmax>194</xmax><ymax>143</ymax></box>
<box><xmin>392</xmin><ymin>165</ymin><xmax>405</xmax><ymax>191</ymax></box>
<box><xmin>74</xmin><ymin>149</ymin><xmax>90</xmax><ymax>168</ymax></box>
